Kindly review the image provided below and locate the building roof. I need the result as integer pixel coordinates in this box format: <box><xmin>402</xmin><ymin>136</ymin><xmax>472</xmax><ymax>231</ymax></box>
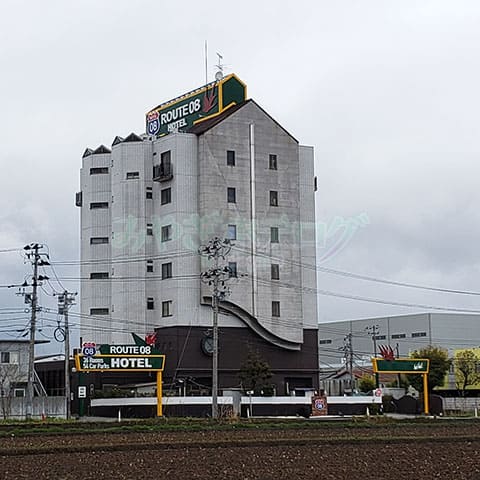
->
<box><xmin>188</xmin><ymin>99</ymin><xmax>298</xmax><ymax>143</ymax></box>
<box><xmin>0</xmin><ymin>339</ymin><xmax>49</xmax><ymax>344</ymax></box>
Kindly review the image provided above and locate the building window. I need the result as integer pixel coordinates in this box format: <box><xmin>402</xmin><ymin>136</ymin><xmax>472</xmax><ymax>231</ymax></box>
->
<box><xmin>161</xmin><ymin>187</ymin><xmax>171</xmax><ymax>205</ymax></box>
<box><xmin>271</xmin><ymin>264</ymin><xmax>279</xmax><ymax>280</ymax></box>
<box><xmin>272</xmin><ymin>301</ymin><xmax>281</xmax><ymax>317</ymax></box>
<box><xmin>161</xmin><ymin>224</ymin><xmax>172</xmax><ymax>242</ymax></box>
<box><xmin>227</xmin><ymin>187</ymin><xmax>236</xmax><ymax>203</ymax></box>
<box><xmin>146</xmin><ymin>260</ymin><xmax>154</xmax><ymax>273</ymax></box>
<box><xmin>147</xmin><ymin>297</ymin><xmax>155</xmax><ymax>310</ymax></box>
<box><xmin>1</xmin><ymin>352</ymin><xmax>10</xmax><ymax>364</ymax></box>
<box><xmin>90</xmin><ymin>237</ymin><xmax>109</xmax><ymax>245</ymax></box>
<box><xmin>269</xmin><ymin>154</ymin><xmax>277</xmax><ymax>170</ymax></box>
<box><xmin>319</xmin><ymin>339</ymin><xmax>332</xmax><ymax>345</ymax></box>
<box><xmin>270</xmin><ymin>227</ymin><xmax>279</xmax><ymax>243</ymax></box>
<box><xmin>227</xmin><ymin>224</ymin><xmax>237</xmax><ymax>240</ymax></box>
<box><xmin>162</xmin><ymin>300</ymin><xmax>172</xmax><ymax>317</ymax></box>
<box><xmin>90</xmin><ymin>308</ymin><xmax>109</xmax><ymax>315</ymax></box>
<box><xmin>228</xmin><ymin>262</ymin><xmax>237</xmax><ymax>278</ymax></box>
<box><xmin>162</xmin><ymin>262</ymin><xmax>172</xmax><ymax>279</ymax></box>
<box><xmin>146</xmin><ymin>187</ymin><xmax>153</xmax><ymax>199</ymax></box>
<box><xmin>269</xmin><ymin>191</ymin><xmax>278</xmax><ymax>207</ymax></box>
<box><xmin>412</xmin><ymin>332</ymin><xmax>427</xmax><ymax>338</ymax></box>
<box><xmin>227</xmin><ymin>150</ymin><xmax>235</xmax><ymax>166</ymax></box>
<box><xmin>392</xmin><ymin>333</ymin><xmax>406</xmax><ymax>339</ymax></box>
<box><xmin>161</xmin><ymin>150</ymin><xmax>171</xmax><ymax>166</ymax></box>
<box><xmin>90</xmin><ymin>202</ymin><xmax>109</xmax><ymax>209</ymax></box>
<box><xmin>126</xmin><ymin>171</ymin><xmax>139</xmax><ymax>179</ymax></box>
<box><xmin>90</xmin><ymin>167</ymin><xmax>108</xmax><ymax>174</ymax></box>
<box><xmin>147</xmin><ymin>223</ymin><xmax>153</xmax><ymax>236</ymax></box>
<box><xmin>90</xmin><ymin>272</ymin><xmax>109</xmax><ymax>279</ymax></box>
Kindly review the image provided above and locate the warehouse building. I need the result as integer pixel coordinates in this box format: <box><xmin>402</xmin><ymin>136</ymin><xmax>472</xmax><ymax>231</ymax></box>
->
<box><xmin>76</xmin><ymin>74</ymin><xmax>319</xmax><ymax>393</ymax></box>
<box><xmin>318</xmin><ymin>312</ymin><xmax>480</xmax><ymax>375</ymax></box>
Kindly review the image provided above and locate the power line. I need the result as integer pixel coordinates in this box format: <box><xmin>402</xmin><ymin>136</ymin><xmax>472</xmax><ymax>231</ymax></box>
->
<box><xmin>233</xmin><ymin>246</ymin><xmax>480</xmax><ymax>297</ymax></box>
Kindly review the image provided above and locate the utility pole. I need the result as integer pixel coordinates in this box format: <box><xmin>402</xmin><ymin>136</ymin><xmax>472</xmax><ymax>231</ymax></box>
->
<box><xmin>199</xmin><ymin>237</ymin><xmax>233</xmax><ymax>419</ymax></box>
<box><xmin>23</xmin><ymin>243</ymin><xmax>49</xmax><ymax>420</ymax></box>
<box><xmin>57</xmin><ymin>291</ymin><xmax>76</xmax><ymax>420</ymax></box>
<box><xmin>366</xmin><ymin>325</ymin><xmax>380</xmax><ymax>388</ymax></box>
<box><xmin>342</xmin><ymin>333</ymin><xmax>354</xmax><ymax>393</ymax></box>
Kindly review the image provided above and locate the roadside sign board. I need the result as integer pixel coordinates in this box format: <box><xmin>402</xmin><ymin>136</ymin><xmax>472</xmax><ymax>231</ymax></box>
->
<box><xmin>75</xmin><ymin>342</ymin><xmax>165</xmax><ymax>372</ymax></box>
<box><xmin>372</xmin><ymin>358</ymin><xmax>429</xmax><ymax>374</ymax></box>
<box><xmin>75</xmin><ymin>354</ymin><xmax>165</xmax><ymax>372</ymax></box>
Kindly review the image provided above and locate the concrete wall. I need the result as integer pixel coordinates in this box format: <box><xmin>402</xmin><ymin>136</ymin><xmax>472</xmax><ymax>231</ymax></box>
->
<box><xmin>1</xmin><ymin>397</ymin><xmax>66</xmax><ymax>420</ymax></box>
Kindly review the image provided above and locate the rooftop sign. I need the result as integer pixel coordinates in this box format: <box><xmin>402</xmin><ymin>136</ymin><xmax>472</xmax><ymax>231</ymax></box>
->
<box><xmin>146</xmin><ymin>74</ymin><xmax>247</xmax><ymax>136</ymax></box>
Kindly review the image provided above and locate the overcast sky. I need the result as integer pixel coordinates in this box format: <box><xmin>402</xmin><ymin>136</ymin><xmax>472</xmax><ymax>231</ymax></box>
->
<box><xmin>1</xmin><ymin>0</ymin><xmax>480</xmax><ymax>353</ymax></box>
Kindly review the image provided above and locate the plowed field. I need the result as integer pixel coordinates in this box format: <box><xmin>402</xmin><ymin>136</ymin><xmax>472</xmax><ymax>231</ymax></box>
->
<box><xmin>1</xmin><ymin>420</ymin><xmax>479</xmax><ymax>479</ymax></box>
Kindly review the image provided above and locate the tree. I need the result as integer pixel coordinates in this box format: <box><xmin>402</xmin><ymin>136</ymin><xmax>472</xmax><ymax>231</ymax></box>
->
<box><xmin>358</xmin><ymin>374</ymin><xmax>376</xmax><ymax>393</ymax></box>
<box><xmin>406</xmin><ymin>345</ymin><xmax>451</xmax><ymax>392</ymax></box>
<box><xmin>239</xmin><ymin>349</ymin><xmax>272</xmax><ymax>395</ymax></box>
<box><xmin>454</xmin><ymin>350</ymin><xmax>480</xmax><ymax>395</ymax></box>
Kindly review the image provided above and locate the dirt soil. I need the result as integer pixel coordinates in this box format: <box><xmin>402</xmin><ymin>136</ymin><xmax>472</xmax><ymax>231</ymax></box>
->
<box><xmin>1</xmin><ymin>421</ymin><xmax>479</xmax><ymax>479</ymax></box>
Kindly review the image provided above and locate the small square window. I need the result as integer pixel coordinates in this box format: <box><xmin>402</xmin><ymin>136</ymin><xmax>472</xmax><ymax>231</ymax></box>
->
<box><xmin>146</xmin><ymin>189</ymin><xmax>153</xmax><ymax>199</ymax></box>
<box><xmin>227</xmin><ymin>150</ymin><xmax>235</xmax><ymax>166</ymax></box>
<box><xmin>90</xmin><ymin>167</ymin><xmax>109</xmax><ymax>175</ymax></box>
<box><xmin>269</xmin><ymin>154</ymin><xmax>277</xmax><ymax>170</ymax></box>
<box><xmin>271</xmin><ymin>264</ymin><xmax>279</xmax><ymax>280</ymax></box>
<box><xmin>227</xmin><ymin>224</ymin><xmax>237</xmax><ymax>240</ymax></box>
<box><xmin>90</xmin><ymin>308</ymin><xmax>109</xmax><ymax>315</ymax></box>
<box><xmin>90</xmin><ymin>272</ymin><xmax>109</xmax><ymax>279</ymax></box>
<box><xmin>146</xmin><ymin>260</ymin><xmax>154</xmax><ymax>273</ymax></box>
<box><xmin>90</xmin><ymin>202</ymin><xmax>109</xmax><ymax>209</ymax></box>
<box><xmin>147</xmin><ymin>297</ymin><xmax>155</xmax><ymax>310</ymax></box>
<box><xmin>161</xmin><ymin>225</ymin><xmax>172</xmax><ymax>242</ymax></box>
<box><xmin>270</xmin><ymin>227</ymin><xmax>279</xmax><ymax>243</ymax></box>
<box><xmin>270</xmin><ymin>191</ymin><xmax>278</xmax><ymax>206</ymax></box>
<box><xmin>126</xmin><ymin>171</ymin><xmax>139</xmax><ymax>179</ymax></box>
<box><xmin>162</xmin><ymin>300</ymin><xmax>172</xmax><ymax>317</ymax></box>
<box><xmin>228</xmin><ymin>262</ymin><xmax>237</xmax><ymax>278</ymax></box>
<box><xmin>162</xmin><ymin>262</ymin><xmax>172</xmax><ymax>279</ymax></box>
<box><xmin>227</xmin><ymin>187</ymin><xmax>236</xmax><ymax>203</ymax></box>
<box><xmin>90</xmin><ymin>237</ymin><xmax>109</xmax><ymax>245</ymax></box>
<box><xmin>272</xmin><ymin>301</ymin><xmax>280</xmax><ymax>317</ymax></box>
<box><xmin>1</xmin><ymin>352</ymin><xmax>10</xmax><ymax>364</ymax></box>
<box><xmin>161</xmin><ymin>187</ymin><xmax>171</xmax><ymax>205</ymax></box>
<box><xmin>147</xmin><ymin>223</ymin><xmax>153</xmax><ymax>236</ymax></box>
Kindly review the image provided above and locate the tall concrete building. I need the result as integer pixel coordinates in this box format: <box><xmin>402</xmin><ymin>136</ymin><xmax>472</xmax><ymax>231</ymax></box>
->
<box><xmin>77</xmin><ymin>74</ymin><xmax>319</xmax><ymax>393</ymax></box>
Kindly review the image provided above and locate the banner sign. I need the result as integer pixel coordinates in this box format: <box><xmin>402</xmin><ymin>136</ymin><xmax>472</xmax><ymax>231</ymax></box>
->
<box><xmin>75</xmin><ymin>338</ymin><xmax>165</xmax><ymax>372</ymax></box>
<box><xmin>146</xmin><ymin>74</ymin><xmax>247</xmax><ymax>136</ymax></box>
<box><xmin>372</xmin><ymin>358</ymin><xmax>430</xmax><ymax>374</ymax></box>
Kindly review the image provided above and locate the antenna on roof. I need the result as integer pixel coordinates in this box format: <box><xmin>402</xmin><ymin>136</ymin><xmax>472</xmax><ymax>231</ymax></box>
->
<box><xmin>215</xmin><ymin>52</ymin><xmax>224</xmax><ymax>81</ymax></box>
<box><xmin>204</xmin><ymin>41</ymin><xmax>208</xmax><ymax>85</ymax></box>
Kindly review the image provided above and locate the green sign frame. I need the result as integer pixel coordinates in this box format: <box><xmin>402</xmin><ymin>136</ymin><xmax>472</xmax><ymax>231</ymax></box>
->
<box><xmin>372</xmin><ymin>358</ymin><xmax>430</xmax><ymax>374</ymax></box>
<box><xmin>145</xmin><ymin>74</ymin><xmax>247</xmax><ymax>136</ymax></box>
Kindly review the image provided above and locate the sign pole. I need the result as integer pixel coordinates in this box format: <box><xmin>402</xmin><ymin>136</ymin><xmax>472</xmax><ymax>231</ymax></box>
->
<box><xmin>157</xmin><ymin>371</ymin><xmax>163</xmax><ymax>417</ymax></box>
<box><xmin>423</xmin><ymin>373</ymin><xmax>429</xmax><ymax>415</ymax></box>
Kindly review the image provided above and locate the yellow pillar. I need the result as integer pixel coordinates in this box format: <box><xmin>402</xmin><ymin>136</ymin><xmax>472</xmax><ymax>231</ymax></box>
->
<box><xmin>157</xmin><ymin>371</ymin><xmax>163</xmax><ymax>417</ymax></box>
<box><xmin>423</xmin><ymin>373</ymin><xmax>429</xmax><ymax>415</ymax></box>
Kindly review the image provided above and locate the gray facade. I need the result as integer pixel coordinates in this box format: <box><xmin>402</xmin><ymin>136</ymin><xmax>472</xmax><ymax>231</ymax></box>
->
<box><xmin>78</xmin><ymin>91</ymin><xmax>318</xmax><ymax>391</ymax></box>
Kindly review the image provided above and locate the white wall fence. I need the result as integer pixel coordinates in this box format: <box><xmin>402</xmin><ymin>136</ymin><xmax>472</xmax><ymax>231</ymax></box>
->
<box><xmin>0</xmin><ymin>397</ymin><xmax>66</xmax><ymax>420</ymax></box>
<box><xmin>443</xmin><ymin>397</ymin><xmax>480</xmax><ymax>413</ymax></box>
